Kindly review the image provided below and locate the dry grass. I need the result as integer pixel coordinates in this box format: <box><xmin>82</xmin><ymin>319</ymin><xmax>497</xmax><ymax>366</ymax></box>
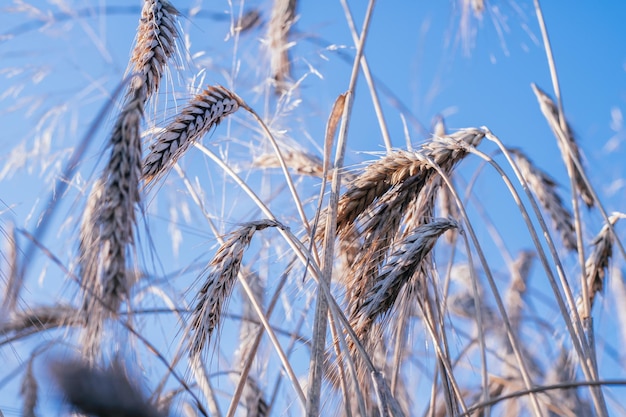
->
<box><xmin>1</xmin><ymin>2</ymin><xmax>625</xmax><ymax>417</ymax></box>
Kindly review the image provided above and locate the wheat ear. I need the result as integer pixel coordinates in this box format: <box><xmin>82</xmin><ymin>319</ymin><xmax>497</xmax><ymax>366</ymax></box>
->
<box><xmin>267</xmin><ymin>0</ymin><xmax>297</xmax><ymax>94</ymax></box>
<box><xmin>580</xmin><ymin>213</ymin><xmax>624</xmax><ymax>313</ymax></box>
<box><xmin>77</xmin><ymin>0</ymin><xmax>180</xmax><ymax>360</ymax></box>
<box><xmin>128</xmin><ymin>0</ymin><xmax>180</xmax><ymax>100</ymax></box>
<box><xmin>21</xmin><ymin>358</ymin><xmax>38</xmax><ymax>417</ymax></box>
<box><xmin>98</xmin><ymin>97</ymin><xmax>144</xmax><ymax>311</ymax></box>
<box><xmin>189</xmin><ymin>220</ymin><xmax>283</xmax><ymax>357</ymax></box>
<box><xmin>335</xmin><ymin>128</ymin><xmax>483</xmax><ymax>235</ymax></box>
<box><xmin>531</xmin><ymin>83</ymin><xmax>594</xmax><ymax>208</ymax></box>
<box><xmin>1</xmin><ymin>304</ymin><xmax>80</xmax><ymax>335</ymax></box>
<box><xmin>350</xmin><ymin>218</ymin><xmax>458</xmax><ymax>343</ymax></box>
<box><xmin>510</xmin><ymin>148</ymin><xmax>577</xmax><ymax>251</ymax></box>
<box><xmin>142</xmin><ymin>85</ymin><xmax>240</xmax><ymax>183</ymax></box>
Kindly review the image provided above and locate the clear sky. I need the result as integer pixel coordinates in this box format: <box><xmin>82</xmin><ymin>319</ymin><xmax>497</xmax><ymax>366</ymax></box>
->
<box><xmin>0</xmin><ymin>1</ymin><xmax>625</xmax><ymax>416</ymax></box>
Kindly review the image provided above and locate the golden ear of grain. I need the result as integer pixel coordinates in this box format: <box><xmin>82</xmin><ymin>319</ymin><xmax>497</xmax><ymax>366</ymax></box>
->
<box><xmin>77</xmin><ymin>98</ymin><xmax>143</xmax><ymax>361</ymax></box>
<box><xmin>253</xmin><ymin>150</ymin><xmax>325</xmax><ymax>178</ymax></box>
<box><xmin>335</xmin><ymin>128</ymin><xmax>483</xmax><ymax>235</ymax></box>
<box><xmin>129</xmin><ymin>0</ymin><xmax>180</xmax><ymax>100</ymax></box>
<box><xmin>99</xmin><ymin>98</ymin><xmax>144</xmax><ymax>311</ymax></box>
<box><xmin>2</xmin><ymin>305</ymin><xmax>79</xmax><ymax>335</ymax></box>
<box><xmin>142</xmin><ymin>85</ymin><xmax>241</xmax><ymax>184</ymax></box>
<box><xmin>510</xmin><ymin>148</ymin><xmax>577</xmax><ymax>251</ymax></box>
<box><xmin>581</xmin><ymin>213</ymin><xmax>623</xmax><ymax>313</ymax></box>
<box><xmin>350</xmin><ymin>218</ymin><xmax>458</xmax><ymax>343</ymax></box>
<box><xmin>531</xmin><ymin>83</ymin><xmax>594</xmax><ymax>208</ymax></box>
<box><xmin>267</xmin><ymin>0</ymin><xmax>297</xmax><ymax>94</ymax></box>
<box><xmin>188</xmin><ymin>220</ymin><xmax>283</xmax><ymax>357</ymax></box>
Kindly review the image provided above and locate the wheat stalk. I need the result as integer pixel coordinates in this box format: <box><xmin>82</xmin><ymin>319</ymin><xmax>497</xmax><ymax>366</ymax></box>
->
<box><xmin>142</xmin><ymin>85</ymin><xmax>241</xmax><ymax>184</ymax></box>
<box><xmin>235</xmin><ymin>269</ymin><xmax>269</xmax><ymax>417</ymax></box>
<box><xmin>188</xmin><ymin>220</ymin><xmax>283</xmax><ymax>357</ymax></box>
<box><xmin>510</xmin><ymin>148</ymin><xmax>577</xmax><ymax>251</ymax></box>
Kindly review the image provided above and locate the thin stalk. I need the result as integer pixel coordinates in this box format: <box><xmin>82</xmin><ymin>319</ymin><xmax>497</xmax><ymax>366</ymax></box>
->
<box><xmin>339</xmin><ymin>0</ymin><xmax>392</xmax><ymax>152</ymax></box>
<box><xmin>226</xmin><ymin>264</ymin><xmax>292</xmax><ymax>417</ymax></box>
<box><xmin>533</xmin><ymin>3</ymin><xmax>599</xmax><ymax>399</ymax></box>
<box><xmin>189</xmin><ymin>357</ymin><xmax>222</xmax><ymax>417</ymax></box>
<box><xmin>418</xmin><ymin>152</ymin><xmax>544</xmax><ymax>417</ymax></box>
<box><xmin>461</xmin><ymin>379</ymin><xmax>626</xmax><ymax>417</ymax></box>
<box><xmin>306</xmin><ymin>0</ymin><xmax>376</xmax><ymax>415</ymax></box>
<box><xmin>239</xmin><ymin>103</ymin><xmax>311</xmax><ymax>235</ymax></box>
<box><xmin>194</xmin><ymin>145</ymin><xmax>384</xmax><ymax>403</ymax></box>
<box><xmin>470</xmin><ymin>132</ymin><xmax>607</xmax><ymax>413</ymax></box>
<box><xmin>237</xmin><ymin>269</ymin><xmax>306</xmax><ymax>406</ymax></box>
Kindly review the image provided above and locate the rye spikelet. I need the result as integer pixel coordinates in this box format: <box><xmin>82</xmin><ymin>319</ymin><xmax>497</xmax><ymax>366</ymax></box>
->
<box><xmin>253</xmin><ymin>150</ymin><xmax>356</xmax><ymax>182</ymax></box>
<box><xmin>505</xmin><ymin>250</ymin><xmax>535</xmax><ymax>331</ymax></box>
<box><xmin>142</xmin><ymin>85</ymin><xmax>240</xmax><ymax>183</ymax></box>
<box><xmin>531</xmin><ymin>83</ymin><xmax>594</xmax><ymax>208</ymax></box>
<box><xmin>1</xmin><ymin>304</ymin><xmax>80</xmax><ymax>335</ymax></box>
<box><xmin>78</xmin><ymin>179</ymin><xmax>103</xmax><ymax>310</ymax></box>
<box><xmin>267</xmin><ymin>0</ymin><xmax>297</xmax><ymax>93</ymax></box>
<box><xmin>99</xmin><ymin>96</ymin><xmax>144</xmax><ymax>311</ymax></box>
<box><xmin>128</xmin><ymin>0</ymin><xmax>180</xmax><ymax>100</ymax></box>
<box><xmin>253</xmin><ymin>150</ymin><xmax>324</xmax><ymax>178</ymax></box>
<box><xmin>581</xmin><ymin>213</ymin><xmax>623</xmax><ymax>313</ymax></box>
<box><xmin>510</xmin><ymin>148</ymin><xmax>577</xmax><ymax>251</ymax></box>
<box><xmin>350</xmin><ymin>218</ymin><xmax>458</xmax><ymax>343</ymax></box>
<box><xmin>189</xmin><ymin>220</ymin><xmax>283</xmax><ymax>357</ymax></box>
<box><xmin>335</xmin><ymin>128</ymin><xmax>483</xmax><ymax>235</ymax></box>
<box><xmin>241</xmin><ymin>378</ymin><xmax>269</xmax><ymax>417</ymax></box>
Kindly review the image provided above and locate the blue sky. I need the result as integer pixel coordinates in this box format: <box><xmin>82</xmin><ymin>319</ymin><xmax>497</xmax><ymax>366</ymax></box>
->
<box><xmin>1</xmin><ymin>1</ymin><xmax>625</xmax><ymax>416</ymax></box>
